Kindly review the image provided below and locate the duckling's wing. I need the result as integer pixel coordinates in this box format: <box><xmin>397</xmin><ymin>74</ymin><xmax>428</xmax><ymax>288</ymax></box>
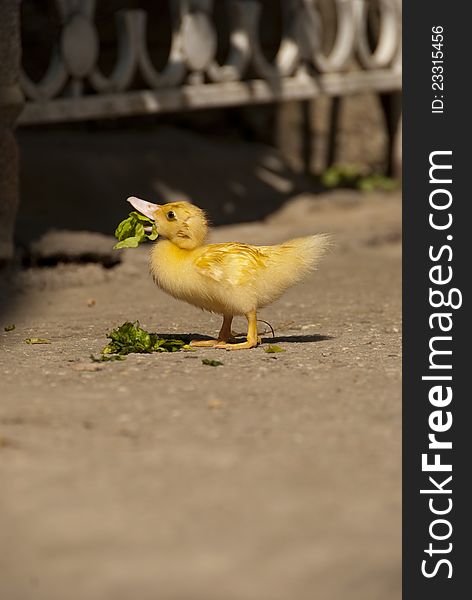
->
<box><xmin>194</xmin><ymin>243</ymin><xmax>268</xmax><ymax>286</ymax></box>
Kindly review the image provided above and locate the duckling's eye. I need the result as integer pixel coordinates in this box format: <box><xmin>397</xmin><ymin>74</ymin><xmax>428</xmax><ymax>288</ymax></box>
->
<box><xmin>166</xmin><ymin>210</ymin><xmax>176</xmax><ymax>221</ymax></box>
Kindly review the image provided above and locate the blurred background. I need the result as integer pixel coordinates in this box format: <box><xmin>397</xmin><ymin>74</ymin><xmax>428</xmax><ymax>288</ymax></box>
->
<box><xmin>2</xmin><ymin>0</ymin><xmax>401</xmax><ymax>261</ymax></box>
<box><xmin>1</xmin><ymin>2</ymin><xmax>402</xmax><ymax>599</ymax></box>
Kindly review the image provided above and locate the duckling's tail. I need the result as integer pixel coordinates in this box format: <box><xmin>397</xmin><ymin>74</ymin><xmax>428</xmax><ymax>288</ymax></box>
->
<box><xmin>283</xmin><ymin>233</ymin><xmax>332</xmax><ymax>271</ymax></box>
<box><xmin>263</xmin><ymin>233</ymin><xmax>332</xmax><ymax>294</ymax></box>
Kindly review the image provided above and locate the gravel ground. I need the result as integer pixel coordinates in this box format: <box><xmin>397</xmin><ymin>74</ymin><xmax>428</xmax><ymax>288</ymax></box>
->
<box><xmin>0</xmin><ymin>191</ymin><xmax>401</xmax><ymax>600</ymax></box>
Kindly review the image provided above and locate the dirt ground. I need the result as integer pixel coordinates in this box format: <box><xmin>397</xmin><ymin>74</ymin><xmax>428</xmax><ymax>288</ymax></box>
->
<box><xmin>0</xmin><ymin>190</ymin><xmax>401</xmax><ymax>600</ymax></box>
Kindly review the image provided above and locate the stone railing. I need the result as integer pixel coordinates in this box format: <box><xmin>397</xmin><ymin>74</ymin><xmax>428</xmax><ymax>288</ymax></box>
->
<box><xmin>17</xmin><ymin>0</ymin><xmax>402</xmax><ymax>124</ymax></box>
<box><xmin>0</xmin><ymin>0</ymin><xmax>401</xmax><ymax>261</ymax></box>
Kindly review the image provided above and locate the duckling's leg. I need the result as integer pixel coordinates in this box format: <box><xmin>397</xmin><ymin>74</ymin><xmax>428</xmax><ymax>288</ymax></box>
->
<box><xmin>190</xmin><ymin>315</ymin><xmax>234</xmax><ymax>347</ymax></box>
<box><xmin>215</xmin><ymin>310</ymin><xmax>260</xmax><ymax>350</ymax></box>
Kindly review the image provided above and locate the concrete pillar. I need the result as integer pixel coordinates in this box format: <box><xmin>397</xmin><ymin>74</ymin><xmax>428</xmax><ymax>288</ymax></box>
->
<box><xmin>0</xmin><ymin>0</ymin><xmax>23</xmax><ymax>264</ymax></box>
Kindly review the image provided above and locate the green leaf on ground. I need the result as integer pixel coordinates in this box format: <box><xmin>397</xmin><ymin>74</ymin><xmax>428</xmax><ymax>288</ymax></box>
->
<box><xmin>102</xmin><ymin>321</ymin><xmax>188</xmax><ymax>356</ymax></box>
<box><xmin>320</xmin><ymin>165</ymin><xmax>398</xmax><ymax>192</ymax></box>
<box><xmin>202</xmin><ymin>359</ymin><xmax>224</xmax><ymax>367</ymax></box>
<box><xmin>25</xmin><ymin>338</ymin><xmax>51</xmax><ymax>344</ymax></box>
<box><xmin>4</xmin><ymin>324</ymin><xmax>15</xmax><ymax>332</ymax></box>
<box><xmin>90</xmin><ymin>354</ymin><xmax>126</xmax><ymax>362</ymax></box>
<box><xmin>114</xmin><ymin>211</ymin><xmax>158</xmax><ymax>250</ymax></box>
<box><xmin>264</xmin><ymin>345</ymin><xmax>286</xmax><ymax>353</ymax></box>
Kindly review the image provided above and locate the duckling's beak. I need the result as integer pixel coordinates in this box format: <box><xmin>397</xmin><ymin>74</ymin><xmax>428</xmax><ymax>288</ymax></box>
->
<box><xmin>127</xmin><ymin>196</ymin><xmax>161</xmax><ymax>220</ymax></box>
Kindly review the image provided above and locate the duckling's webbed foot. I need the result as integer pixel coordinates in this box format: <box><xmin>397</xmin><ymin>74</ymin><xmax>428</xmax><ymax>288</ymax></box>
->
<box><xmin>190</xmin><ymin>338</ymin><xmax>221</xmax><ymax>347</ymax></box>
<box><xmin>215</xmin><ymin>310</ymin><xmax>259</xmax><ymax>351</ymax></box>
<box><xmin>190</xmin><ymin>315</ymin><xmax>234</xmax><ymax>348</ymax></box>
<box><xmin>214</xmin><ymin>339</ymin><xmax>259</xmax><ymax>350</ymax></box>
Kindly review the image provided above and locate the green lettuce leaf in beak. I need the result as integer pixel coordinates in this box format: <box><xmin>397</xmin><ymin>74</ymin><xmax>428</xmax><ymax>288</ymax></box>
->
<box><xmin>114</xmin><ymin>211</ymin><xmax>158</xmax><ymax>250</ymax></box>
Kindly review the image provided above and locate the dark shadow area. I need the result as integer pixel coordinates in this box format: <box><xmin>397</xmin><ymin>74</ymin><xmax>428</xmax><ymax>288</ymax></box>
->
<box><xmin>155</xmin><ymin>333</ymin><xmax>333</xmax><ymax>345</ymax></box>
<box><xmin>16</xmin><ymin>124</ymin><xmax>324</xmax><ymax>247</ymax></box>
<box><xmin>21</xmin><ymin>253</ymin><xmax>121</xmax><ymax>269</ymax></box>
<box><xmin>262</xmin><ymin>334</ymin><xmax>333</xmax><ymax>344</ymax></box>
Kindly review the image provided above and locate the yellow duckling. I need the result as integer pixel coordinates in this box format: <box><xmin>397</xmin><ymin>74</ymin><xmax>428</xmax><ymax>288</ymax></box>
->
<box><xmin>128</xmin><ymin>197</ymin><xmax>330</xmax><ymax>350</ymax></box>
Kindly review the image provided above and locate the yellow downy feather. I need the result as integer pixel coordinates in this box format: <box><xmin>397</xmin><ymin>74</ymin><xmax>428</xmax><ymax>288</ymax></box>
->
<box><xmin>144</xmin><ymin>202</ymin><xmax>331</xmax><ymax>316</ymax></box>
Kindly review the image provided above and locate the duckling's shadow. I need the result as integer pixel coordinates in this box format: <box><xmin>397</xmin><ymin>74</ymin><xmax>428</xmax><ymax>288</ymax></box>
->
<box><xmin>261</xmin><ymin>334</ymin><xmax>333</xmax><ymax>344</ymax></box>
<box><xmin>157</xmin><ymin>333</ymin><xmax>333</xmax><ymax>344</ymax></box>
